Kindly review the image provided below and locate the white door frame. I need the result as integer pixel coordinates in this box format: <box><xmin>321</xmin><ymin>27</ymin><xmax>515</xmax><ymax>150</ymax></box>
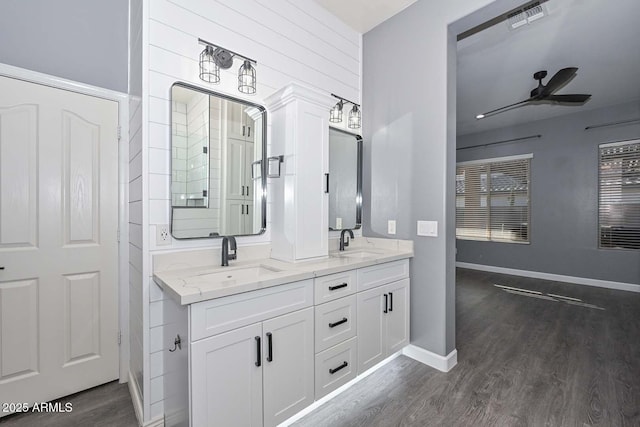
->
<box><xmin>0</xmin><ymin>63</ymin><xmax>130</xmax><ymax>383</ymax></box>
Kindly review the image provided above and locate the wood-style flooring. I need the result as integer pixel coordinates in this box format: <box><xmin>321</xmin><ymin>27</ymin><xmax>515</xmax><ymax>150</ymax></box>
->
<box><xmin>0</xmin><ymin>380</ymin><xmax>137</xmax><ymax>427</ymax></box>
<box><xmin>294</xmin><ymin>268</ymin><xmax>640</xmax><ymax>427</ymax></box>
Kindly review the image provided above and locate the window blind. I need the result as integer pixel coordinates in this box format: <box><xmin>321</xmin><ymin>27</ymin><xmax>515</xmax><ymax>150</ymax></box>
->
<box><xmin>599</xmin><ymin>140</ymin><xmax>640</xmax><ymax>250</ymax></box>
<box><xmin>456</xmin><ymin>155</ymin><xmax>531</xmax><ymax>243</ymax></box>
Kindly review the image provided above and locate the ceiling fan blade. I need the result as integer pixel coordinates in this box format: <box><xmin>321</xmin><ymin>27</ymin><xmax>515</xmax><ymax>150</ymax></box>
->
<box><xmin>476</xmin><ymin>99</ymin><xmax>531</xmax><ymax>119</ymax></box>
<box><xmin>544</xmin><ymin>94</ymin><xmax>591</xmax><ymax>103</ymax></box>
<box><xmin>541</xmin><ymin>67</ymin><xmax>578</xmax><ymax>96</ymax></box>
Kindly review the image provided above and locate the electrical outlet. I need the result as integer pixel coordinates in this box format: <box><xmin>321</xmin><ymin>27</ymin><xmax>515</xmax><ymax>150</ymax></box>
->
<box><xmin>156</xmin><ymin>225</ymin><xmax>171</xmax><ymax>246</ymax></box>
<box><xmin>388</xmin><ymin>220</ymin><xmax>396</xmax><ymax>235</ymax></box>
<box><xmin>336</xmin><ymin>217</ymin><xmax>343</xmax><ymax>229</ymax></box>
<box><xmin>417</xmin><ymin>220</ymin><xmax>438</xmax><ymax>237</ymax></box>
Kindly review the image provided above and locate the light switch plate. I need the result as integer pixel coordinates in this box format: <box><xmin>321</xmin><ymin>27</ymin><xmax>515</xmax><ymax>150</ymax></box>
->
<box><xmin>417</xmin><ymin>220</ymin><xmax>438</xmax><ymax>237</ymax></box>
<box><xmin>388</xmin><ymin>220</ymin><xmax>396</xmax><ymax>235</ymax></box>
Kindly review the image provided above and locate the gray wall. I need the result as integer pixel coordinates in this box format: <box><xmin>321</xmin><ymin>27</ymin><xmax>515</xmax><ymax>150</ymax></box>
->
<box><xmin>362</xmin><ymin>0</ymin><xmax>524</xmax><ymax>357</ymax></box>
<box><xmin>0</xmin><ymin>0</ymin><xmax>129</xmax><ymax>93</ymax></box>
<box><xmin>457</xmin><ymin>101</ymin><xmax>640</xmax><ymax>284</ymax></box>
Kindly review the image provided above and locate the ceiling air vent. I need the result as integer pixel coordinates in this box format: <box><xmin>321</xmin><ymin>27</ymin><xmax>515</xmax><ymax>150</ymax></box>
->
<box><xmin>507</xmin><ymin>1</ymin><xmax>546</xmax><ymax>30</ymax></box>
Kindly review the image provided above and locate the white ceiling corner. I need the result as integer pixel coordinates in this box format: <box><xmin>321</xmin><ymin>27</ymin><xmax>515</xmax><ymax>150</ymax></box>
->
<box><xmin>312</xmin><ymin>0</ymin><xmax>418</xmax><ymax>33</ymax></box>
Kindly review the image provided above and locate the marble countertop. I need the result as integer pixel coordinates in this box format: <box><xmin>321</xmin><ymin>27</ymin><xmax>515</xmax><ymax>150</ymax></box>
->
<box><xmin>153</xmin><ymin>237</ymin><xmax>413</xmax><ymax>305</ymax></box>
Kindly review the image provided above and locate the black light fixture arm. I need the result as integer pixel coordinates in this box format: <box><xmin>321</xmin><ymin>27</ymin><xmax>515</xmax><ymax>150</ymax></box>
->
<box><xmin>331</xmin><ymin>93</ymin><xmax>360</xmax><ymax>108</ymax></box>
<box><xmin>198</xmin><ymin>38</ymin><xmax>257</xmax><ymax>65</ymax></box>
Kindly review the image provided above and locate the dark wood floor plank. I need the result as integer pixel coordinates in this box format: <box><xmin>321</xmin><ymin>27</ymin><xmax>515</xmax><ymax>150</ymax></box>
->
<box><xmin>294</xmin><ymin>269</ymin><xmax>640</xmax><ymax>427</ymax></box>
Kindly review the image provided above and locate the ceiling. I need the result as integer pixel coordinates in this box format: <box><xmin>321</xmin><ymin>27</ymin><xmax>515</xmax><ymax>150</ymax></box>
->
<box><xmin>457</xmin><ymin>0</ymin><xmax>640</xmax><ymax>135</ymax></box>
<box><xmin>313</xmin><ymin>0</ymin><xmax>417</xmax><ymax>33</ymax></box>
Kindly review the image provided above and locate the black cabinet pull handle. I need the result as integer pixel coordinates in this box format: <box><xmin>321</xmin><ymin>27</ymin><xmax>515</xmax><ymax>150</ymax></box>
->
<box><xmin>243</xmin><ymin>125</ymin><xmax>246</xmax><ymax>136</ymax></box>
<box><xmin>328</xmin><ymin>283</ymin><xmax>348</xmax><ymax>291</ymax></box>
<box><xmin>328</xmin><ymin>317</ymin><xmax>348</xmax><ymax>328</ymax></box>
<box><xmin>246</xmin><ymin>204</ymin><xmax>249</xmax><ymax>216</ymax></box>
<box><xmin>242</xmin><ymin>186</ymin><xmax>245</xmax><ymax>196</ymax></box>
<box><xmin>266</xmin><ymin>332</ymin><xmax>273</xmax><ymax>362</ymax></box>
<box><xmin>389</xmin><ymin>292</ymin><xmax>393</xmax><ymax>312</ymax></box>
<box><xmin>383</xmin><ymin>294</ymin><xmax>388</xmax><ymax>313</ymax></box>
<box><xmin>241</xmin><ymin>205</ymin><xmax>245</xmax><ymax>215</ymax></box>
<box><xmin>246</xmin><ymin>186</ymin><xmax>249</xmax><ymax>196</ymax></box>
<box><xmin>329</xmin><ymin>361</ymin><xmax>348</xmax><ymax>375</ymax></box>
<box><xmin>0</xmin><ymin>266</ymin><xmax>4</xmax><ymax>270</ymax></box>
<box><xmin>325</xmin><ymin>173</ymin><xmax>329</xmax><ymax>193</ymax></box>
<box><xmin>248</xmin><ymin>127</ymin><xmax>251</xmax><ymax>137</ymax></box>
<box><xmin>255</xmin><ymin>336</ymin><xmax>261</xmax><ymax>367</ymax></box>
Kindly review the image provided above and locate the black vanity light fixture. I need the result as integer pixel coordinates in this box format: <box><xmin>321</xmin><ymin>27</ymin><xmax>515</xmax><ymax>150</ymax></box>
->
<box><xmin>198</xmin><ymin>38</ymin><xmax>257</xmax><ymax>94</ymax></box>
<box><xmin>330</xmin><ymin>94</ymin><xmax>361</xmax><ymax>129</ymax></box>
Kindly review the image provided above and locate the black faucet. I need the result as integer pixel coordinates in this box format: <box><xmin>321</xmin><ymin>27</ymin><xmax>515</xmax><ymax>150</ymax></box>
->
<box><xmin>221</xmin><ymin>236</ymin><xmax>237</xmax><ymax>266</ymax></box>
<box><xmin>339</xmin><ymin>229</ymin><xmax>354</xmax><ymax>251</ymax></box>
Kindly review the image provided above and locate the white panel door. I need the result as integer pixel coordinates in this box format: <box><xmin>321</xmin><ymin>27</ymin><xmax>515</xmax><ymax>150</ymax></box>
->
<box><xmin>191</xmin><ymin>323</ymin><xmax>263</xmax><ymax>427</ymax></box>
<box><xmin>0</xmin><ymin>75</ymin><xmax>119</xmax><ymax>413</ymax></box>
<box><xmin>262</xmin><ymin>308</ymin><xmax>314</xmax><ymax>427</ymax></box>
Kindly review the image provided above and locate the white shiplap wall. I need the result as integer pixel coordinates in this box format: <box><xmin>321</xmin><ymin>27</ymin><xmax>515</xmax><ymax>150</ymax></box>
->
<box><xmin>139</xmin><ymin>0</ymin><xmax>361</xmax><ymax>421</ymax></box>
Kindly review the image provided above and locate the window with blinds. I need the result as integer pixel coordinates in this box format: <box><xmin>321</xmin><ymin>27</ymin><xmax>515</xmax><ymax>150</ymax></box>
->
<box><xmin>599</xmin><ymin>140</ymin><xmax>640</xmax><ymax>250</ymax></box>
<box><xmin>456</xmin><ymin>154</ymin><xmax>531</xmax><ymax>243</ymax></box>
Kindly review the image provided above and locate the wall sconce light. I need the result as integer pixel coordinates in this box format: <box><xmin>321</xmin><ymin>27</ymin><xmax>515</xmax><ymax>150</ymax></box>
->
<box><xmin>198</xmin><ymin>38</ymin><xmax>257</xmax><ymax>95</ymax></box>
<box><xmin>329</xmin><ymin>100</ymin><xmax>344</xmax><ymax>123</ymax></box>
<box><xmin>348</xmin><ymin>105</ymin><xmax>361</xmax><ymax>129</ymax></box>
<box><xmin>330</xmin><ymin>94</ymin><xmax>361</xmax><ymax>129</ymax></box>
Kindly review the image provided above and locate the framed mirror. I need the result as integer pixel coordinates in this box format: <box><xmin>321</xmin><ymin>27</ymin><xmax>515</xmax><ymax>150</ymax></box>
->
<box><xmin>328</xmin><ymin>128</ymin><xmax>362</xmax><ymax>230</ymax></box>
<box><xmin>170</xmin><ymin>82</ymin><xmax>267</xmax><ymax>239</ymax></box>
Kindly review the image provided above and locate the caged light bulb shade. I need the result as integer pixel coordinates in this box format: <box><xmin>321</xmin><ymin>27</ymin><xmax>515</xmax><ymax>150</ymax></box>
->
<box><xmin>199</xmin><ymin>46</ymin><xmax>220</xmax><ymax>84</ymax></box>
<box><xmin>348</xmin><ymin>105</ymin><xmax>361</xmax><ymax>129</ymax></box>
<box><xmin>329</xmin><ymin>101</ymin><xmax>343</xmax><ymax>123</ymax></box>
<box><xmin>238</xmin><ymin>60</ymin><xmax>257</xmax><ymax>94</ymax></box>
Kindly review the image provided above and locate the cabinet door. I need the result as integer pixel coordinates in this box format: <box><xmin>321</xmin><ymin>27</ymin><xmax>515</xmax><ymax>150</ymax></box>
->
<box><xmin>223</xmin><ymin>200</ymin><xmax>244</xmax><ymax>236</ymax></box>
<box><xmin>385</xmin><ymin>279</ymin><xmax>410</xmax><ymax>355</ymax></box>
<box><xmin>191</xmin><ymin>323</ymin><xmax>263</xmax><ymax>427</ymax></box>
<box><xmin>226</xmin><ymin>100</ymin><xmax>246</xmax><ymax>140</ymax></box>
<box><xmin>262</xmin><ymin>308</ymin><xmax>314</xmax><ymax>427</ymax></box>
<box><xmin>226</xmin><ymin>137</ymin><xmax>247</xmax><ymax>200</ymax></box>
<box><xmin>357</xmin><ymin>287</ymin><xmax>385</xmax><ymax>374</ymax></box>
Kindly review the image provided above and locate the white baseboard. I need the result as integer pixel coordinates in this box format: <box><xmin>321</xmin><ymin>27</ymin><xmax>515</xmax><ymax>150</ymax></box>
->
<box><xmin>145</xmin><ymin>417</ymin><xmax>165</xmax><ymax>427</ymax></box>
<box><xmin>402</xmin><ymin>345</ymin><xmax>458</xmax><ymax>372</ymax></box>
<box><xmin>456</xmin><ymin>262</ymin><xmax>640</xmax><ymax>294</ymax></box>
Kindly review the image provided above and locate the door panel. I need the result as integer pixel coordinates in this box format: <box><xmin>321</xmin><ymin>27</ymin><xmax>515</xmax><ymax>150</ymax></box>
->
<box><xmin>262</xmin><ymin>308</ymin><xmax>314</xmax><ymax>427</ymax></box>
<box><xmin>63</xmin><ymin>272</ymin><xmax>101</xmax><ymax>365</ymax></box>
<box><xmin>63</xmin><ymin>111</ymin><xmax>100</xmax><ymax>245</ymax></box>
<box><xmin>357</xmin><ymin>287</ymin><xmax>385</xmax><ymax>374</ymax></box>
<box><xmin>0</xmin><ymin>104</ymin><xmax>38</xmax><ymax>248</ymax></box>
<box><xmin>385</xmin><ymin>279</ymin><xmax>410</xmax><ymax>354</ymax></box>
<box><xmin>0</xmin><ymin>75</ymin><xmax>119</xmax><ymax>413</ymax></box>
<box><xmin>0</xmin><ymin>279</ymin><xmax>39</xmax><ymax>382</ymax></box>
<box><xmin>191</xmin><ymin>323</ymin><xmax>263</xmax><ymax>427</ymax></box>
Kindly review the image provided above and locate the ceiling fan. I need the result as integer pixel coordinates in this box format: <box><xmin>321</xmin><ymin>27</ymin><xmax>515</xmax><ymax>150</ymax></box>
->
<box><xmin>476</xmin><ymin>67</ymin><xmax>591</xmax><ymax>119</ymax></box>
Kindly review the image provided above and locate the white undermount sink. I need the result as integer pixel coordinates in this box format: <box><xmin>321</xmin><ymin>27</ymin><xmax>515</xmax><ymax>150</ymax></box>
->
<box><xmin>189</xmin><ymin>265</ymin><xmax>283</xmax><ymax>284</ymax></box>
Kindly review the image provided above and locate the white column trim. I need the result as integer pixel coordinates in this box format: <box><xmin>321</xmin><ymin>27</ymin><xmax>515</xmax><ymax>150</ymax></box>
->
<box><xmin>402</xmin><ymin>345</ymin><xmax>458</xmax><ymax>372</ymax></box>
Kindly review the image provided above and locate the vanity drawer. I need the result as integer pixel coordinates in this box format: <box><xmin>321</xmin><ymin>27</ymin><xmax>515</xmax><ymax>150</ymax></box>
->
<box><xmin>315</xmin><ymin>295</ymin><xmax>357</xmax><ymax>353</ymax></box>
<box><xmin>315</xmin><ymin>337</ymin><xmax>357</xmax><ymax>399</ymax></box>
<box><xmin>190</xmin><ymin>279</ymin><xmax>314</xmax><ymax>341</ymax></box>
<box><xmin>357</xmin><ymin>259</ymin><xmax>409</xmax><ymax>292</ymax></box>
<box><xmin>314</xmin><ymin>269</ymin><xmax>356</xmax><ymax>304</ymax></box>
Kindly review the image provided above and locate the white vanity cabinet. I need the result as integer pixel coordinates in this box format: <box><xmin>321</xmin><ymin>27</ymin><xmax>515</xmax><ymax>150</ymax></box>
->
<box><xmin>356</xmin><ymin>261</ymin><xmax>410</xmax><ymax>374</ymax></box>
<box><xmin>163</xmin><ymin>279</ymin><xmax>315</xmax><ymax>427</ymax></box>
<box><xmin>191</xmin><ymin>308</ymin><xmax>314</xmax><ymax>427</ymax></box>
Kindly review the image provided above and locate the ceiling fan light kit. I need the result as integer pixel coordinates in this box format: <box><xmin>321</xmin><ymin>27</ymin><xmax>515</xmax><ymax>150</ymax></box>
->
<box><xmin>476</xmin><ymin>66</ymin><xmax>592</xmax><ymax>120</ymax></box>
